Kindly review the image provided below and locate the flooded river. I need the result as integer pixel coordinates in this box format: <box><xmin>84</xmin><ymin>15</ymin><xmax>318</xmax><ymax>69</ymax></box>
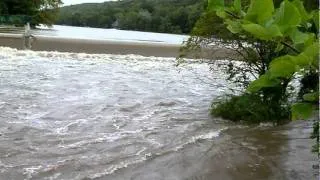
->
<box><xmin>0</xmin><ymin>47</ymin><xmax>318</xmax><ymax>180</ymax></box>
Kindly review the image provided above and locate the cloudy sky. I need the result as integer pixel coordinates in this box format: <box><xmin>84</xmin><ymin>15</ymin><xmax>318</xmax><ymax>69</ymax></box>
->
<box><xmin>62</xmin><ymin>0</ymin><xmax>115</xmax><ymax>6</ymax></box>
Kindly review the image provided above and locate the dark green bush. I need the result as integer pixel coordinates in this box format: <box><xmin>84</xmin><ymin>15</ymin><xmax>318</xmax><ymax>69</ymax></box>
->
<box><xmin>211</xmin><ymin>93</ymin><xmax>290</xmax><ymax>124</ymax></box>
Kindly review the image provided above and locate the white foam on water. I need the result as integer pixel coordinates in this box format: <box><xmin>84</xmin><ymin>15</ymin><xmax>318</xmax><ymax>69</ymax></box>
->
<box><xmin>86</xmin><ymin>157</ymin><xmax>148</xmax><ymax>179</ymax></box>
<box><xmin>85</xmin><ymin>128</ymin><xmax>227</xmax><ymax>179</ymax></box>
<box><xmin>0</xmin><ymin>46</ymin><xmax>173</xmax><ymax>62</ymax></box>
<box><xmin>59</xmin><ymin>128</ymin><xmax>149</xmax><ymax>149</ymax></box>
<box><xmin>23</xmin><ymin>165</ymin><xmax>43</xmax><ymax>179</ymax></box>
<box><xmin>22</xmin><ymin>160</ymin><xmax>71</xmax><ymax>180</ymax></box>
<box><xmin>0</xmin><ymin>46</ymin><xmax>236</xmax><ymax>180</ymax></box>
<box><xmin>0</xmin><ymin>46</ymin><xmax>220</xmax><ymax>65</ymax></box>
<box><xmin>174</xmin><ymin>127</ymin><xmax>228</xmax><ymax>151</ymax></box>
<box><xmin>0</xmin><ymin>160</ymin><xmax>15</xmax><ymax>173</ymax></box>
<box><xmin>55</xmin><ymin>119</ymin><xmax>88</xmax><ymax>134</ymax></box>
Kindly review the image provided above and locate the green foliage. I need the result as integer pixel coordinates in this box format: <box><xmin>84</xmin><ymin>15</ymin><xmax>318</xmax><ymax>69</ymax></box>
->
<box><xmin>57</xmin><ymin>0</ymin><xmax>205</xmax><ymax>34</ymax></box>
<box><xmin>274</xmin><ymin>0</ymin><xmax>301</xmax><ymax>34</ymax></box>
<box><xmin>201</xmin><ymin>0</ymin><xmax>318</xmax><ymax>153</ymax></box>
<box><xmin>191</xmin><ymin>11</ymin><xmax>233</xmax><ymax>38</ymax></box>
<box><xmin>312</xmin><ymin>11</ymin><xmax>319</xmax><ymax>32</ymax></box>
<box><xmin>289</xmin><ymin>29</ymin><xmax>315</xmax><ymax>47</ymax></box>
<box><xmin>292</xmin><ymin>0</ymin><xmax>312</xmax><ymax>22</ymax></box>
<box><xmin>268</xmin><ymin>55</ymin><xmax>297</xmax><ymax>78</ymax></box>
<box><xmin>0</xmin><ymin>15</ymin><xmax>32</xmax><ymax>25</ymax></box>
<box><xmin>0</xmin><ymin>0</ymin><xmax>62</xmax><ymax>26</ymax></box>
<box><xmin>233</xmin><ymin>0</ymin><xmax>241</xmax><ymax>13</ymax></box>
<box><xmin>211</xmin><ymin>94</ymin><xmax>289</xmax><ymax>123</ymax></box>
<box><xmin>298</xmin><ymin>72</ymin><xmax>319</xmax><ymax>99</ymax></box>
<box><xmin>291</xmin><ymin>103</ymin><xmax>314</xmax><ymax>120</ymax></box>
<box><xmin>185</xmin><ymin>0</ymin><xmax>318</xmax><ymax>127</ymax></box>
<box><xmin>246</xmin><ymin>75</ymin><xmax>280</xmax><ymax>92</ymax></box>
<box><xmin>208</xmin><ymin>0</ymin><xmax>224</xmax><ymax>11</ymax></box>
<box><xmin>245</xmin><ymin>0</ymin><xmax>274</xmax><ymax>24</ymax></box>
<box><xmin>303</xmin><ymin>92</ymin><xmax>319</xmax><ymax>102</ymax></box>
<box><xmin>182</xmin><ymin>1</ymin><xmax>296</xmax><ymax>125</ymax></box>
<box><xmin>207</xmin><ymin>0</ymin><xmax>319</xmax><ymax>121</ymax></box>
<box><xmin>206</xmin><ymin>0</ymin><xmax>319</xmax><ymax>153</ymax></box>
<box><xmin>241</xmin><ymin>23</ymin><xmax>282</xmax><ymax>40</ymax></box>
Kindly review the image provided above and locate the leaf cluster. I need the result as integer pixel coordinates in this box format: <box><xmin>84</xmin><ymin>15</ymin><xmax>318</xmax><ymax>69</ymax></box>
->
<box><xmin>0</xmin><ymin>0</ymin><xmax>62</xmax><ymax>26</ymax></box>
<box><xmin>208</xmin><ymin>0</ymin><xmax>319</xmax><ymax>120</ymax></box>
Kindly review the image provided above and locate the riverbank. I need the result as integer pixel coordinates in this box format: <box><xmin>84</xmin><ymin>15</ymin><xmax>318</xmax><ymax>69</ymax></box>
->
<box><xmin>0</xmin><ymin>33</ymin><xmax>235</xmax><ymax>58</ymax></box>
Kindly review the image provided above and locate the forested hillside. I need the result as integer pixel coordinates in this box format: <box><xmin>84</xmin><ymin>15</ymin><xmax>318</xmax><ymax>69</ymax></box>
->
<box><xmin>57</xmin><ymin>0</ymin><xmax>205</xmax><ymax>34</ymax></box>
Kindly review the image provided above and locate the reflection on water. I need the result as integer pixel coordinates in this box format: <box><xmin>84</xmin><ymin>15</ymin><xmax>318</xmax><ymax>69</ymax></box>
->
<box><xmin>0</xmin><ymin>47</ymin><xmax>317</xmax><ymax>180</ymax></box>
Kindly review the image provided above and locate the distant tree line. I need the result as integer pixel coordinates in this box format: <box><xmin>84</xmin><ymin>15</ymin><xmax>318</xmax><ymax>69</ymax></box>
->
<box><xmin>57</xmin><ymin>0</ymin><xmax>206</xmax><ymax>34</ymax></box>
<box><xmin>0</xmin><ymin>0</ymin><xmax>62</xmax><ymax>26</ymax></box>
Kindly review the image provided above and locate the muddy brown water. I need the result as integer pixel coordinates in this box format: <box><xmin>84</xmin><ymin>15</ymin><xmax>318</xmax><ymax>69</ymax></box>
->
<box><xmin>0</xmin><ymin>47</ymin><xmax>318</xmax><ymax>180</ymax></box>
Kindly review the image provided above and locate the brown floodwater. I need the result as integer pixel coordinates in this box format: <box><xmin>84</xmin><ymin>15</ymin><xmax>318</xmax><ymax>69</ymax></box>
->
<box><xmin>0</xmin><ymin>47</ymin><xmax>318</xmax><ymax>180</ymax></box>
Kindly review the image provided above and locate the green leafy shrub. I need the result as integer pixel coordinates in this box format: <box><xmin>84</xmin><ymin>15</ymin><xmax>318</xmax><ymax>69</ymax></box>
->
<box><xmin>206</xmin><ymin>0</ymin><xmax>319</xmax><ymax>152</ymax></box>
<box><xmin>207</xmin><ymin>0</ymin><xmax>319</xmax><ymax>119</ymax></box>
<box><xmin>211</xmin><ymin>93</ymin><xmax>290</xmax><ymax>124</ymax></box>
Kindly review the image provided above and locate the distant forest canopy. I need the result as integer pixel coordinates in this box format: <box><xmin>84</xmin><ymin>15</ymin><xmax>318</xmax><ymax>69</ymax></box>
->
<box><xmin>0</xmin><ymin>0</ymin><xmax>62</xmax><ymax>26</ymax></box>
<box><xmin>57</xmin><ymin>0</ymin><xmax>206</xmax><ymax>34</ymax></box>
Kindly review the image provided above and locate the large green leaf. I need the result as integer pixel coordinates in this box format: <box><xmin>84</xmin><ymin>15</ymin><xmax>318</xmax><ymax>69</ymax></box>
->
<box><xmin>242</xmin><ymin>23</ymin><xmax>282</xmax><ymax>40</ymax></box>
<box><xmin>247</xmin><ymin>74</ymin><xmax>280</xmax><ymax>92</ymax></box>
<box><xmin>216</xmin><ymin>8</ymin><xmax>227</xmax><ymax>18</ymax></box>
<box><xmin>295</xmin><ymin>42</ymin><xmax>319</xmax><ymax>67</ymax></box>
<box><xmin>225</xmin><ymin>19</ymin><xmax>242</xmax><ymax>33</ymax></box>
<box><xmin>245</xmin><ymin>0</ymin><xmax>274</xmax><ymax>24</ymax></box>
<box><xmin>208</xmin><ymin>0</ymin><xmax>224</xmax><ymax>11</ymax></box>
<box><xmin>289</xmin><ymin>29</ymin><xmax>315</xmax><ymax>46</ymax></box>
<box><xmin>275</xmin><ymin>43</ymin><xmax>284</xmax><ymax>52</ymax></box>
<box><xmin>269</xmin><ymin>55</ymin><xmax>297</xmax><ymax>78</ymax></box>
<box><xmin>292</xmin><ymin>0</ymin><xmax>312</xmax><ymax>23</ymax></box>
<box><xmin>233</xmin><ymin>0</ymin><xmax>241</xmax><ymax>14</ymax></box>
<box><xmin>274</xmin><ymin>0</ymin><xmax>301</xmax><ymax>34</ymax></box>
<box><xmin>303</xmin><ymin>92</ymin><xmax>319</xmax><ymax>102</ymax></box>
<box><xmin>291</xmin><ymin>103</ymin><xmax>313</xmax><ymax>120</ymax></box>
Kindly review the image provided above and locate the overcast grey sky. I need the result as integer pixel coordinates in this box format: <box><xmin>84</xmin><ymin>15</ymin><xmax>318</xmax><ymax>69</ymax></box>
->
<box><xmin>63</xmin><ymin>0</ymin><xmax>115</xmax><ymax>6</ymax></box>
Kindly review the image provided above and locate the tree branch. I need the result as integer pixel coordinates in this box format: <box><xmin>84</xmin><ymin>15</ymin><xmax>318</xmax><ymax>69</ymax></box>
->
<box><xmin>281</xmin><ymin>41</ymin><xmax>300</xmax><ymax>54</ymax></box>
<box><xmin>225</xmin><ymin>10</ymin><xmax>240</xmax><ymax>19</ymax></box>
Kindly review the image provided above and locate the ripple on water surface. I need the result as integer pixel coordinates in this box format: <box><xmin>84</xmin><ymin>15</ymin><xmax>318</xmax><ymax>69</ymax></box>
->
<box><xmin>0</xmin><ymin>47</ymin><xmax>234</xmax><ymax>180</ymax></box>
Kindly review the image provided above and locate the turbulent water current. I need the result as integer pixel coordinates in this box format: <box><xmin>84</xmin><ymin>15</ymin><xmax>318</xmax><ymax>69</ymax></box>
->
<box><xmin>0</xmin><ymin>47</ymin><xmax>234</xmax><ymax>179</ymax></box>
<box><xmin>0</xmin><ymin>47</ymin><xmax>317</xmax><ymax>180</ymax></box>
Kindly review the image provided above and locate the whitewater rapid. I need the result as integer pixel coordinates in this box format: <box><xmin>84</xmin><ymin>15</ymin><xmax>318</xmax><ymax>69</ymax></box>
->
<box><xmin>0</xmin><ymin>47</ymin><xmax>235</xmax><ymax>179</ymax></box>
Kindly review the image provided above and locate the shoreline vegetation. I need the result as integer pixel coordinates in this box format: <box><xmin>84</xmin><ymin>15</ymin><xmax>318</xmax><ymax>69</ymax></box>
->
<box><xmin>180</xmin><ymin>0</ymin><xmax>319</xmax><ymax>124</ymax></box>
<box><xmin>57</xmin><ymin>0</ymin><xmax>205</xmax><ymax>35</ymax></box>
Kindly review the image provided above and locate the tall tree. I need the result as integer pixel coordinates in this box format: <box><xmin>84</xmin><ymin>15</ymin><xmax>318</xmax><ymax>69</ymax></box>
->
<box><xmin>0</xmin><ymin>0</ymin><xmax>62</xmax><ymax>26</ymax></box>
